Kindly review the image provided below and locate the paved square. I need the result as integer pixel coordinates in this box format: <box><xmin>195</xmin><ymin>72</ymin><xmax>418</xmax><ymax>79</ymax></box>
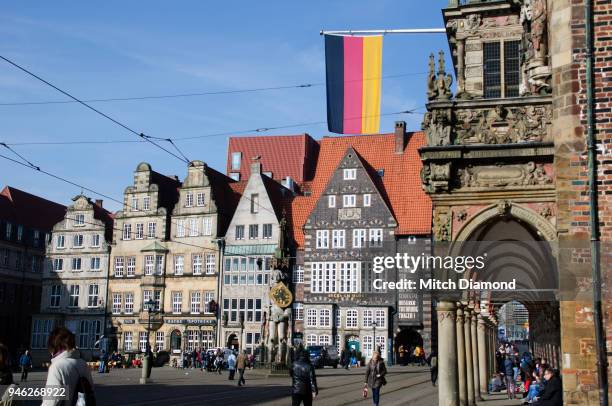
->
<box><xmin>11</xmin><ymin>365</ymin><xmax>437</xmax><ymax>405</ymax></box>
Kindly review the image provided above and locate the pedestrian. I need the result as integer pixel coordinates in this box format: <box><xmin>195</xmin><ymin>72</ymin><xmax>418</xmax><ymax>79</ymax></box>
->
<box><xmin>364</xmin><ymin>351</ymin><xmax>387</xmax><ymax>406</ymax></box>
<box><xmin>350</xmin><ymin>348</ymin><xmax>357</xmax><ymax>368</ymax></box>
<box><xmin>227</xmin><ymin>351</ymin><xmax>237</xmax><ymax>380</ymax></box>
<box><xmin>503</xmin><ymin>354</ymin><xmax>516</xmax><ymax>400</ymax></box>
<box><xmin>531</xmin><ymin>368</ymin><xmax>562</xmax><ymax>406</ymax></box>
<box><xmin>19</xmin><ymin>349</ymin><xmax>32</xmax><ymax>382</ymax></box>
<box><xmin>237</xmin><ymin>350</ymin><xmax>247</xmax><ymax>386</ymax></box>
<box><xmin>98</xmin><ymin>349</ymin><xmax>108</xmax><ymax>374</ymax></box>
<box><xmin>290</xmin><ymin>350</ymin><xmax>318</xmax><ymax>406</ymax></box>
<box><xmin>427</xmin><ymin>350</ymin><xmax>438</xmax><ymax>386</ymax></box>
<box><xmin>398</xmin><ymin>345</ymin><xmax>406</xmax><ymax>366</ymax></box>
<box><xmin>215</xmin><ymin>350</ymin><xmax>224</xmax><ymax>374</ymax></box>
<box><xmin>42</xmin><ymin>326</ymin><xmax>95</xmax><ymax>406</ymax></box>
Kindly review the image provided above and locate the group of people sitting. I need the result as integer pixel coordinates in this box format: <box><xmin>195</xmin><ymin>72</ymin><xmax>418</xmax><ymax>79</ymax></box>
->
<box><xmin>397</xmin><ymin>344</ymin><xmax>426</xmax><ymax>366</ymax></box>
<box><xmin>491</xmin><ymin>344</ymin><xmax>562</xmax><ymax>405</ymax></box>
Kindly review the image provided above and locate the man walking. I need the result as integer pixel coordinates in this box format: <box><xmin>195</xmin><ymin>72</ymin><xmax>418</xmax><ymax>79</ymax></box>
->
<box><xmin>19</xmin><ymin>350</ymin><xmax>32</xmax><ymax>382</ymax></box>
<box><xmin>427</xmin><ymin>350</ymin><xmax>438</xmax><ymax>386</ymax></box>
<box><xmin>227</xmin><ymin>351</ymin><xmax>237</xmax><ymax>380</ymax></box>
<box><xmin>237</xmin><ymin>350</ymin><xmax>247</xmax><ymax>386</ymax></box>
<box><xmin>290</xmin><ymin>350</ymin><xmax>318</xmax><ymax>406</ymax></box>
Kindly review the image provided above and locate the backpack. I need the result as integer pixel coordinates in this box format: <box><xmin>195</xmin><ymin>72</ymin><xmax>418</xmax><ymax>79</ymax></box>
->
<box><xmin>71</xmin><ymin>376</ymin><xmax>96</xmax><ymax>406</ymax></box>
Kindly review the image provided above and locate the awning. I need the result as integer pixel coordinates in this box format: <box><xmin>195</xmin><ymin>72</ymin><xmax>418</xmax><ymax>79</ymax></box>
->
<box><xmin>224</xmin><ymin>244</ymin><xmax>277</xmax><ymax>256</ymax></box>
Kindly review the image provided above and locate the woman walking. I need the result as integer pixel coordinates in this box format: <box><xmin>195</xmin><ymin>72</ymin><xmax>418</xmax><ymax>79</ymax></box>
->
<box><xmin>364</xmin><ymin>351</ymin><xmax>387</xmax><ymax>406</ymax></box>
<box><xmin>42</xmin><ymin>327</ymin><xmax>94</xmax><ymax>406</ymax></box>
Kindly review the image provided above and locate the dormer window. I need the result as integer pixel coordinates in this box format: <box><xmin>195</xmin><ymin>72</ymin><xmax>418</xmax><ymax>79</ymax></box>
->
<box><xmin>343</xmin><ymin>168</ymin><xmax>356</xmax><ymax>180</ymax></box>
<box><xmin>483</xmin><ymin>40</ymin><xmax>520</xmax><ymax>98</ymax></box>
<box><xmin>231</xmin><ymin>152</ymin><xmax>241</xmax><ymax>170</ymax></box>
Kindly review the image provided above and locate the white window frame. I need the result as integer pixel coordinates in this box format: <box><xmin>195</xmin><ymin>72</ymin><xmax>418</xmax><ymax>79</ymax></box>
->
<box><xmin>369</xmin><ymin>228</ymin><xmax>383</xmax><ymax>247</ymax></box>
<box><xmin>124</xmin><ymin>331</ymin><xmax>133</xmax><ymax>351</ymax></box>
<box><xmin>147</xmin><ymin>222</ymin><xmax>156</xmax><ymax>238</ymax></box>
<box><xmin>114</xmin><ymin>257</ymin><xmax>124</xmax><ymax>277</ymax></box>
<box><xmin>91</xmin><ymin>234</ymin><xmax>100</xmax><ymax>247</ymax></box>
<box><xmin>112</xmin><ymin>293</ymin><xmax>122</xmax><ymax>314</ymax></box>
<box><xmin>155</xmin><ymin>331</ymin><xmax>164</xmax><ymax>351</ymax></box>
<box><xmin>319</xmin><ymin>309</ymin><xmax>331</xmax><ymax>327</ymax></box>
<box><xmin>177</xmin><ymin>220</ymin><xmax>185</xmax><ymax>238</ymax></box>
<box><xmin>231</xmin><ymin>152</ymin><xmax>241</xmax><ymax>170</ymax></box>
<box><xmin>74</xmin><ymin>214</ymin><xmax>85</xmax><ymax>226</ymax></box>
<box><xmin>202</xmin><ymin>217</ymin><xmax>212</xmax><ymax>236</ymax></box>
<box><xmin>197</xmin><ymin>192</ymin><xmax>205</xmax><ymax>207</ymax></box>
<box><xmin>306</xmin><ymin>309</ymin><xmax>318</xmax><ymax>327</ymax></box>
<box><xmin>71</xmin><ymin>257</ymin><xmax>82</xmax><ymax>271</ymax></box>
<box><xmin>328</xmin><ymin>195</ymin><xmax>336</xmax><ymax>208</ymax></box>
<box><xmin>90</xmin><ymin>257</ymin><xmax>101</xmax><ymax>271</ymax></box>
<box><xmin>353</xmin><ymin>229</ymin><xmax>366</xmax><ymax>248</ymax></box>
<box><xmin>73</xmin><ymin>234</ymin><xmax>84</xmax><ymax>248</ymax></box>
<box><xmin>52</xmin><ymin>258</ymin><xmax>63</xmax><ymax>272</ymax></box>
<box><xmin>343</xmin><ymin>195</ymin><xmax>356</xmax><ymax>208</ymax></box>
<box><xmin>205</xmin><ymin>254</ymin><xmax>215</xmax><ymax>274</ymax></box>
<box><xmin>363</xmin><ymin>194</ymin><xmax>371</xmax><ymax>207</ymax></box>
<box><xmin>126</xmin><ymin>257</ymin><xmax>136</xmax><ymax>277</ymax></box>
<box><xmin>293</xmin><ymin>302</ymin><xmax>304</xmax><ymax>320</ymax></box>
<box><xmin>135</xmin><ymin>223</ymin><xmax>144</xmax><ymax>239</ymax></box>
<box><xmin>172</xmin><ymin>292</ymin><xmax>182</xmax><ymax>314</ymax></box>
<box><xmin>375</xmin><ymin>309</ymin><xmax>386</xmax><ymax>328</ymax></box>
<box><xmin>189</xmin><ymin>218</ymin><xmax>199</xmax><ymax>236</ymax></box>
<box><xmin>190</xmin><ymin>291</ymin><xmax>201</xmax><ymax>314</ymax></box>
<box><xmin>68</xmin><ymin>285</ymin><xmax>80</xmax><ymax>308</ymax></box>
<box><xmin>185</xmin><ymin>193</ymin><xmax>194</xmax><ymax>208</ymax></box>
<box><xmin>363</xmin><ymin>309</ymin><xmax>373</xmax><ymax>328</ymax></box>
<box><xmin>343</xmin><ymin>168</ymin><xmax>357</xmax><ymax>180</ymax></box>
<box><xmin>332</xmin><ymin>229</ymin><xmax>345</xmax><ymax>249</ymax></box>
<box><xmin>174</xmin><ymin>255</ymin><xmax>184</xmax><ymax>275</ymax></box>
<box><xmin>292</xmin><ymin>265</ymin><xmax>304</xmax><ymax>283</ymax></box>
<box><xmin>143</xmin><ymin>196</ymin><xmax>150</xmax><ymax>211</ymax></box>
<box><xmin>144</xmin><ymin>255</ymin><xmax>154</xmax><ymax>275</ymax></box>
<box><xmin>124</xmin><ymin>293</ymin><xmax>134</xmax><ymax>314</ymax></box>
<box><xmin>56</xmin><ymin>235</ymin><xmax>65</xmax><ymax>249</ymax></box>
<box><xmin>122</xmin><ymin>223</ymin><xmax>131</xmax><ymax>240</ymax></box>
<box><xmin>192</xmin><ymin>254</ymin><xmax>203</xmax><ymax>275</ymax></box>
<box><xmin>50</xmin><ymin>285</ymin><xmax>61</xmax><ymax>308</ymax></box>
<box><xmin>315</xmin><ymin>230</ymin><xmax>329</xmax><ymax>249</ymax></box>
<box><xmin>346</xmin><ymin>309</ymin><xmax>358</xmax><ymax>328</ymax></box>
<box><xmin>87</xmin><ymin>284</ymin><xmax>99</xmax><ymax>308</ymax></box>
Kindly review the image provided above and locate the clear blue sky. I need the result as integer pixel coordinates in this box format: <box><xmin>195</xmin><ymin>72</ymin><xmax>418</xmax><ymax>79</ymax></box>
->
<box><xmin>0</xmin><ymin>0</ymin><xmax>449</xmax><ymax>212</ymax></box>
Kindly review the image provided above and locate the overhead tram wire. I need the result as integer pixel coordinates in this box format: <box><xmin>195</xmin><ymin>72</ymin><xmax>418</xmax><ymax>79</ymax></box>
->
<box><xmin>0</xmin><ymin>149</ymin><xmax>246</xmax><ymax>258</ymax></box>
<box><xmin>4</xmin><ymin>107</ymin><xmax>424</xmax><ymax>146</ymax></box>
<box><xmin>0</xmin><ymin>54</ymin><xmax>190</xmax><ymax>164</ymax></box>
<box><xmin>0</xmin><ymin>71</ymin><xmax>426</xmax><ymax>107</ymax></box>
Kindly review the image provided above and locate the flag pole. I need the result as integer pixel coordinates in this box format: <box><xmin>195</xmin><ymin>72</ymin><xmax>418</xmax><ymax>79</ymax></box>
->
<box><xmin>320</xmin><ymin>28</ymin><xmax>446</xmax><ymax>35</ymax></box>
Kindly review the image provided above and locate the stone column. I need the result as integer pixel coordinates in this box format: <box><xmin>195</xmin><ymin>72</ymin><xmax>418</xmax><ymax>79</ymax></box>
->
<box><xmin>471</xmin><ymin>309</ymin><xmax>481</xmax><ymax>400</ymax></box>
<box><xmin>456</xmin><ymin>39</ymin><xmax>466</xmax><ymax>95</ymax></box>
<box><xmin>463</xmin><ymin>308</ymin><xmax>475</xmax><ymax>406</ymax></box>
<box><xmin>477</xmin><ymin>313</ymin><xmax>489</xmax><ymax>396</ymax></box>
<box><xmin>437</xmin><ymin>301</ymin><xmax>459</xmax><ymax>406</ymax></box>
<box><xmin>456</xmin><ymin>305</ymin><xmax>468</xmax><ymax>406</ymax></box>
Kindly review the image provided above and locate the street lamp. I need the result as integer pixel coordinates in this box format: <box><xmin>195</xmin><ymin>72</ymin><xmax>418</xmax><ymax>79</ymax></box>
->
<box><xmin>140</xmin><ymin>298</ymin><xmax>156</xmax><ymax>384</ymax></box>
<box><xmin>372</xmin><ymin>321</ymin><xmax>378</xmax><ymax>356</ymax></box>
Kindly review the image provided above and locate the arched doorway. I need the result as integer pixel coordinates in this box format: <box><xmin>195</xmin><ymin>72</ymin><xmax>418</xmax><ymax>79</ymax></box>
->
<box><xmin>170</xmin><ymin>330</ymin><xmax>181</xmax><ymax>353</ymax></box>
<box><xmin>395</xmin><ymin>328</ymin><xmax>423</xmax><ymax>366</ymax></box>
<box><xmin>227</xmin><ymin>333</ymin><xmax>239</xmax><ymax>350</ymax></box>
<box><xmin>454</xmin><ymin>205</ymin><xmax>561</xmax><ymax>368</ymax></box>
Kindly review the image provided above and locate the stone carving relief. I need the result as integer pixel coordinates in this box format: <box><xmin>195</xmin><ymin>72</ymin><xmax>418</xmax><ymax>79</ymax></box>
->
<box><xmin>434</xmin><ymin>209</ymin><xmax>451</xmax><ymax>242</ymax></box>
<box><xmin>427</xmin><ymin>51</ymin><xmax>453</xmax><ymax>101</ymax></box>
<box><xmin>455</xmin><ymin>104</ymin><xmax>551</xmax><ymax>145</ymax></box>
<box><xmin>519</xmin><ymin>0</ymin><xmax>551</xmax><ymax>95</ymax></box>
<box><xmin>457</xmin><ymin>162</ymin><xmax>553</xmax><ymax>189</ymax></box>
<box><xmin>422</xmin><ymin>108</ymin><xmax>452</xmax><ymax>146</ymax></box>
<box><xmin>421</xmin><ymin>162</ymin><xmax>451</xmax><ymax>193</ymax></box>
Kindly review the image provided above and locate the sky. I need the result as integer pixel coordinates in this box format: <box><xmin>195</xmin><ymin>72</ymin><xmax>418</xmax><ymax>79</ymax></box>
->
<box><xmin>0</xmin><ymin>0</ymin><xmax>450</xmax><ymax>212</ymax></box>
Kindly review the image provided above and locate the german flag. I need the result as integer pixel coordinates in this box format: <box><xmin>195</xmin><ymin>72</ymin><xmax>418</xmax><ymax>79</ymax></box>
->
<box><xmin>325</xmin><ymin>34</ymin><xmax>383</xmax><ymax>134</ymax></box>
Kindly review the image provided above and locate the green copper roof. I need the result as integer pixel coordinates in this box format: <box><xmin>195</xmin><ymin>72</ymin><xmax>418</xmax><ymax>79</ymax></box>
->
<box><xmin>140</xmin><ymin>241</ymin><xmax>169</xmax><ymax>252</ymax></box>
<box><xmin>224</xmin><ymin>244</ymin><xmax>277</xmax><ymax>256</ymax></box>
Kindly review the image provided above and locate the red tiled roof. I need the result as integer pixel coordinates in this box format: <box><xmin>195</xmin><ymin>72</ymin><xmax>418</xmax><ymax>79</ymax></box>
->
<box><xmin>226</xmin><ymin>134</ymin><xmax>319</xmax><ymax>183</ymax></box>
<box><xmin>289</xmin><ymin>132</ymin><xmax>432</xmax><ymax>247</ymax></box>
<box><xmin>0</xmin><ymin>186</ymin><xmax>66</xmax><ymax>231</ymax></box>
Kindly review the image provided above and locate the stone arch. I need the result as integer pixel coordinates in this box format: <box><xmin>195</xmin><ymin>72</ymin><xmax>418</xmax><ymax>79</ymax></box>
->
<box><xmin>452</xmin><ymin>201</ymin><xmax>556</xmax><ymax>247</ymax></box>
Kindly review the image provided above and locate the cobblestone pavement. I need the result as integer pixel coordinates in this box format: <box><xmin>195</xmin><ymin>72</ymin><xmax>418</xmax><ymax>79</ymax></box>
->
<box><xmin>10</xmin><ymin>364</ymin><xmax>437</xmax><ymax>405</ymax></box>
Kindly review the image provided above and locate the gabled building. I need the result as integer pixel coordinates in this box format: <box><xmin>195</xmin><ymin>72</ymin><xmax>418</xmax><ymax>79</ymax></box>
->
<box><xmin>295</xmin><ymin>123</ymin><xmax>432</xmax><ymax>361</ymax></box>
<box><xmin>226</xmin><ymin>134</ymin><xmax>319</xmax><ymax>186</ymax></box>
<box><xmin>0</xmin><ymin>186</ymin><xmax>65</xmax><ymax>358</ymax></box>
<box><xmin>31</xmin><ymin>195</ymin><xmax>113</xmax><ymax>364</ymax></box>
<box><xmin>219</xmin><ymin>158</ymin><xmax>293</xmax><ymax>355</ymax></box>
<box><xmin>163</xmin><ymin>161</ymin><xmax>239</xmax><ymax>359</ymax></box>
<box><xmin>107</xmin><ymin>163</ymin><xmax>181</xmax><ymax>354</ymax></box>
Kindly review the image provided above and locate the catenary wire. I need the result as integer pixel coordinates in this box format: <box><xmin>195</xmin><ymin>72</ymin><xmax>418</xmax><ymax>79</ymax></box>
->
<box><xmin>0</xmin><ymin>72</ymin><xmax>426</xmax><ymax>106</ymax></box>
<box><xmin>0</xmin><ymin>54</ymin><xmax>190</xmax><ymax>164</ymax></box>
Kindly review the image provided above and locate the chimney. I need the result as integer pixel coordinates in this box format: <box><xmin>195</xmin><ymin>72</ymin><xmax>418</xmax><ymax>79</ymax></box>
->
<box><xmin>394</xmin><ymin>121</ymin><xmax>407</xmax><ymax>153</ymax></box>
<box><xmin>250</xmin><ymin>156</ymin><xmax>262</xmax><ymax>175</ymax></box>
<box><xmin>95</xmin><ymin>199</ymin><xmax>103</xmax><ymax>208</ymax></box>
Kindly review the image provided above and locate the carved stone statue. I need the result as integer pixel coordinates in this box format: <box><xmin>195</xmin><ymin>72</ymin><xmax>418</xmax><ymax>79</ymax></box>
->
<box><xmin>267</xmin><ymin>268</ymin><xmax>292</xmax><ymax>364</ymax></box>
<box><xmin>520</xmin><ymin>0</ymin><xmax>551</xmax><ymax>95</ymax></box>
<box><xmin>426</xmin><ymin>51</ymin><xmax>453</xmax><ymax>100</ymax></box>
<box><xmin>425</xmin><ymin>109</ymin><xmax>452</xmax><ymax>146</ymax></box>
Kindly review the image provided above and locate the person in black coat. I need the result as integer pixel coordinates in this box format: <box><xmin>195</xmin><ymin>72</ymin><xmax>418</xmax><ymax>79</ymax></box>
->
<box><xmin>290</xmin><ymin>350</ymin><xmax>318</xmax><ymax>406</ymax></box>
<box><xmin>532</xmin><ymin>368</ymin><xmax>562</xmax><ymax>406</ymax></box>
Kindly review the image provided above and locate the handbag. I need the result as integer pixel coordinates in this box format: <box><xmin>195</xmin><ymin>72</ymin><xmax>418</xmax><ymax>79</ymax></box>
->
<box><xmin>362</xmin><ymin>387</ymin><xmax>368</xmax><ymax>398</ymax></box>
